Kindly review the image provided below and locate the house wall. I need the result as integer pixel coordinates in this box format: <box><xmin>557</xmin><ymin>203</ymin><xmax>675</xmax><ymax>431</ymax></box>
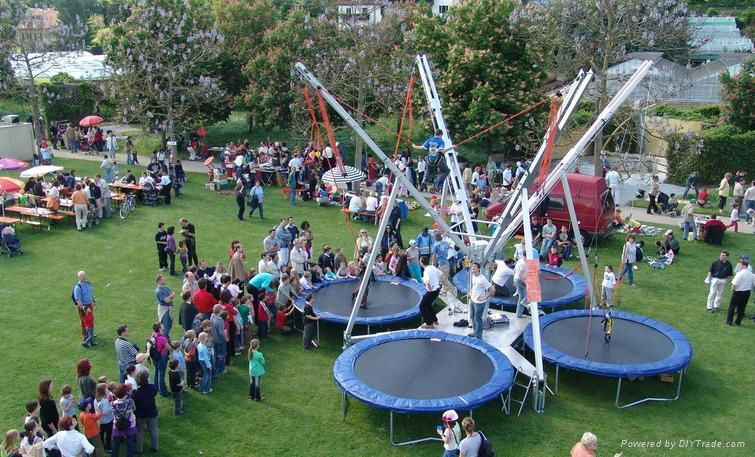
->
<box><xmin>0</xmin><ymin>123</ymin><xmax>36</xmax><ymax>160</ymax></box>
<box><xmin>643</xmin><ymin>116</ymin><xmax>703</xmax><ymax>158</ymax></box>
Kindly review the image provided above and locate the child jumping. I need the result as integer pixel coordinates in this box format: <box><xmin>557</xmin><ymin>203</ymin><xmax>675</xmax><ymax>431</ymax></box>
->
<box><xmin>248</xmin><ymin>339</ymin><xmax>266</xmax><ymax>402</ymax></box>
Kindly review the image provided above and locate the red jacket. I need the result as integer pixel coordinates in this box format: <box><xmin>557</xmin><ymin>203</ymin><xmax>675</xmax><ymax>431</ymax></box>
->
<box><xmin>193</xmin><ymin>289</ymin><xmax>216</xmax><ymax>314</ymax></box>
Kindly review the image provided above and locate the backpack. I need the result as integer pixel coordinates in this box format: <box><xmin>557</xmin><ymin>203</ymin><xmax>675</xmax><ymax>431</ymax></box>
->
<box><xmin>146</xmin><ymin>335</ymin><xmax>159</xmax><ymax>363</ymax></box>
<box><xmin>478</xmin><ymin>431</ymin><xmax>495</xmax><ymax>457</ymax></box>
<box><xmin>71</xmin><ymin>283</ymin><xmax>81</xmax><ymax>306</ymax></box>
<box><xmin>635</xmin><ymin>247</ymin><xmax>644</xmax><ymax>262</ymax></box>
<box><xmin>113</xmin><ymin>404</ymin><xmax>131</xmax><ymax>431</ymax></box>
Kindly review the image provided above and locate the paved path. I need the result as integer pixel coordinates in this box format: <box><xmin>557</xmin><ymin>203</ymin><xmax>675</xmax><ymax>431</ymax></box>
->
<box><xmin>50</xmin><ymin>147</ymin><xmax>209</xmax><ymax>174</ymax></box>
<box><xmin>617</xmin><ymin>204</ymin><xmax>754</xmax><ymax>234</ymax></box>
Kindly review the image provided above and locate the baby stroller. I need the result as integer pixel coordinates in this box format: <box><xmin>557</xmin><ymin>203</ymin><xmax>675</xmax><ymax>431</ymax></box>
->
<box><xmin>143</xmin><ymin>181</ymin><xmax>160</xmax><ymax>207</ymax></box>
<box><xmin>85</xmin><ymin>200</ymin><xmax>100</xmax><ymax>229</ymax></box>
<box><xmin>657</xmin><ymin>192</ymin><xmax>680</xmax><ymax>217</ymax></box>
<box><xmin>1</xmin><ymin>226</ymin><xmax>23</xmax><ymax>256</ymax></box>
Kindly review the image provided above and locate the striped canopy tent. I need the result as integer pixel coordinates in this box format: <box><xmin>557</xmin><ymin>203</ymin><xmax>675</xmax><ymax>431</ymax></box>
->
<box><xmin>321</xmin><ymin>165</ymin><xmax>364</xmax><ymax>185</ymax></box>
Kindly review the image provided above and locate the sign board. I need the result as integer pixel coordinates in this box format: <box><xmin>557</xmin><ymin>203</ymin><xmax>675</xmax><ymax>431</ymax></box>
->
<box><xmin>525</xmin><ymin>259</ymin><xmax>542</xmax><ymax>303</ymax></box>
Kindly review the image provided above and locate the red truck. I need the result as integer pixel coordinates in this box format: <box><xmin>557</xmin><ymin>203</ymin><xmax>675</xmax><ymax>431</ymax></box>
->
<box><xmin>485</xmin><ymin>173</ymin><xmax>615</xmax><ymax>240</ymax></box>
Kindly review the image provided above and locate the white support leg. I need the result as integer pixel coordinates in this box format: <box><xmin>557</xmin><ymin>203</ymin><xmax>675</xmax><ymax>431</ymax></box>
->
<box><xmin>560</xmin><ymin>175</ymin><xmax>596</xmax><ymax>308</ymax></box>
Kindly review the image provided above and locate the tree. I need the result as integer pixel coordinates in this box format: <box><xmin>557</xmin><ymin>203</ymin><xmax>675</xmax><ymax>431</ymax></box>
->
<box><xmin>0</xmin><ymin>0</ymin><xmax>85</xmax><ymax>137</ymax></box>
<box><xmin>514</xmin><ymin>0</ymin><xmax>691</xmax><ymax>175</ymax></box>
<box><xmin>720</xmin><ymin>58</ymin><xmax>754</xmax><ymax>131</ymax></box>
<box><xmin>413</xmin><ymin>0</ymin><xmax>548</xmax><ymax>158</ymax></box>
<box><xmin>105</xmin><ymin>0</ymin><xmax>231</xmax><ymax>147</ymax></box>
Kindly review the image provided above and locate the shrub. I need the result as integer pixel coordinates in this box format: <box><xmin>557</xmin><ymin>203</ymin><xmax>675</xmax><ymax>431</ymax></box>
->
<box><xmin>666</xmin><ymin>125</ymin><xmax>755</xmax><ymax>185</ymax></box>
<box><xmin>40</xmin><ymin>81</ymin><xmax>105</xmax><ymax>124</ymax></box>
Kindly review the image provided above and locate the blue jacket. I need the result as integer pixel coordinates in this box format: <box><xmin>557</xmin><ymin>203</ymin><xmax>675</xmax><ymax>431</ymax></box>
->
<box><xmin>416</xmin><ymin>233</ymin><xmax>433</xmax><ymax>256</ymax></box>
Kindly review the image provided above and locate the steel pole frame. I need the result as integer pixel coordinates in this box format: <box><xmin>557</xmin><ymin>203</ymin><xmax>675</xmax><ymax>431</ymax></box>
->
<box><xmin>295</xmin><ymin>62</ymin><xmax>470</xmax><ymax>254</ymax></box>
<box><xmin>416</xmin><ymin>54</ymin><xmax>476</xmax><ymax>237</ymax></box>
<box><xmin>342</xmin><ymin>177</ymin><xmax>401</xmax><ymax>347</ymax></box>
<box><xmin>483</xmin><ymin>61</ymin><xmax>654</xmax><ymax>262</ymax></box>
<box><xmin>482</xmin><ymin>70</ymin><xmax>593</xmax><ymax>263</ymax></box>
<box><xmin>560</xmin><ymin>175</ymin><xmax>596</xmax><ymax>307</ymax></box>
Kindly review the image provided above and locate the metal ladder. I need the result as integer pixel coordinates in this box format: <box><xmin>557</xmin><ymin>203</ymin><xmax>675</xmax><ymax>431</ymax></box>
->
<box><xmin>505</xmin><ymin>369</ymin><xmax>534</xmax><ymax>417</ymax></box>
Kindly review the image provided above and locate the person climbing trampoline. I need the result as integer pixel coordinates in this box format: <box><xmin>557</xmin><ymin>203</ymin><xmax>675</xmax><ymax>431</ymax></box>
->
<box><xmin>351</xmin><ymin>257</ymin><xmax>376</xmax><ymax>309</ymax></box>
<box><xmin>412</xmin><ymin>129</ymin><xmax>447</xmax><ymax>191</ymax></box>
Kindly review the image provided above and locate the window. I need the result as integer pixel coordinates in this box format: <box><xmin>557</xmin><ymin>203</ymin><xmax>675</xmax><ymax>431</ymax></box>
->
<box><xmin>547</xmin><ymin>197</ymin><xmax>565</xmax><ymax>211</ymax></box>
<box><xmin>438</xmin><ymin>5</ymin><xmax>449</xmax><ymax>14</ymax></box>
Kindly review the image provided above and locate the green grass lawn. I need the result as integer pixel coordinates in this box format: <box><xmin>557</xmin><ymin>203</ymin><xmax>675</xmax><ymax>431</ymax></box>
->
<box><xmin>2</xmin><ymin>157</ymin><xmax>755</xmax><ymax>456</ymax></box>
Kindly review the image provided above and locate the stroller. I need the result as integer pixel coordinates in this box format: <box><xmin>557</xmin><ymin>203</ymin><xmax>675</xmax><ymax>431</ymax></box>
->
<box><xmin>85</xmin><ymin>200</ymin><xmax>100</xmax><ymax>229</ymax></box>
<box><xmin>657</xmin><ymin>192</ymin><xmax>680</xmax><ymax>217</ymax></box>
<box><xmin>1</xmin><ymin>226</ymin><xmax>23</xmax><ymax>256</ymax></box>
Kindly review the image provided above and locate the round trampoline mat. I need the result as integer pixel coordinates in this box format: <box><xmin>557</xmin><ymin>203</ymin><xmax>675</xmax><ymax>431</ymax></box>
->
<box><xmin>353</xmin><ymin>338</ymin><xmax>494</xmax><ymax>399</ymax></box>
<box><xmin>542</xmin><ymin>315</ymin><xmax>674</xmax><ymax>365</ymax></box>
<box><xmin>538</xmin><ymin>271</ymin><xmax>575</xmax><ymax>300</ymax></box>
<box><xmin>311</xmin><ymin>280</ymin><xmax>419</xmax><ymax>318</ymax></box>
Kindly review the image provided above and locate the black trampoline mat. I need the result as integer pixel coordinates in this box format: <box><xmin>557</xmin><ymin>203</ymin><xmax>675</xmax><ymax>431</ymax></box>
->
<box><xmin>539</xmin><ymin>271</ymin><xmax>575</xmax><ymax>301</ymax></box>
<box><xmin>313</xmin><ymin>280</ymin><xmax>418</xmax><ymax>318</ymax></box>
<box><xmin>542</xmin><ymin>316</ymin><xmax>674</xmax><ymax>365</ymax></box>
<box><xmin>354</xmin><ymin>339</ymin><xmax>494</xmax><ymax>399</ymax></box>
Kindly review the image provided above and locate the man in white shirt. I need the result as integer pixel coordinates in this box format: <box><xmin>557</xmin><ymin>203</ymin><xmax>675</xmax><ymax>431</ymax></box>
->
<box><xmin>420</xmin><ymin>256</ymin><xmax>444</xmax><ymax>329</ymax></box>
<box><xmin>539</xmin><ymin>218</ymin><xmax>557</xmax><ymax>258</ymax></box>
<box><xmin>375</xmin><ymin>175</ymin><xmax>390</xmax><ymax>196</ymax></box>
<box><xmin>605</xmin><ymin>166</ymin><xmax>621</xmax><ymax>205</ymax></box>
<box><xmin>501</xmin><ymin>163</ymin><xmax>513</xmax><ymax>189</ymax></box>
<box><xmin>469</xmin><ymin>262</ymin><xmax>495</xmax><ymax>338</ymax></box>
<box><xmin>491</xmin><ymin>259</ymin><xmax>515</xmax><ymax>297</ymax></box>
<box><xmin>348</xmin><ymin>193</ymin><xmax>364</xmax><ymax>214</ymax></box>
<box><xmin>365</xmin><ymin>192</ymin><xmax>378</xmax><ymax>213</ymax></box>
<box><xmin>726</xmin><ymin>259</ymin><xmax>753</xmax><ymax>326</ymax></box>
<box><xmin>513</xmin><ymin>257</ymin><xmax>528</xmax><ymax>318</ymax></box>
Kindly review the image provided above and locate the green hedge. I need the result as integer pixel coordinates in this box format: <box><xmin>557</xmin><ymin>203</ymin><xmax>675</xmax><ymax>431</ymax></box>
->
<box><xmin>667</xmin><ymin>125</ymin><xmax>755</xmax><ymax>185</ymax></box>
<box><xmin>39</xmin><ymin>80</ymin><xmax>104</xmax><ymax>124</ymax></box>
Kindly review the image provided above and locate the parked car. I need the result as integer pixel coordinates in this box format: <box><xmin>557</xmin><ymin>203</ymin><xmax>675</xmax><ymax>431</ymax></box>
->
<box><xmin>485</xmin><ymin>173</ymin><xmax>615</xmax><ymax>240</ymax></box>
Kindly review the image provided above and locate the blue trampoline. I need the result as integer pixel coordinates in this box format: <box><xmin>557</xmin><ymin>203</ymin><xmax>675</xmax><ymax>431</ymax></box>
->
<box><xmin>293</xmin><ymin>276</ymin><xmax>424</xmax><ymax>327</ymax></box>
<box><xmin>453</xmin><ymin>265</ymin><xmax>587</xmax><ymax>309</ymax></box>
<box><xmin>334</xmin><ymin>330</ymin><xmax>514</xmax><ymax>445</ymax></box>
<box><xmin>524</xmin><ymin>309</ymin><xmax>693</xmax><ymax>408</ymax></box>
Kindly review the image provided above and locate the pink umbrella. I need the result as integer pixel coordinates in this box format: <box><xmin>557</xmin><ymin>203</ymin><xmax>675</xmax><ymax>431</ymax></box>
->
<box><xmin>79</xmin><ymin>115</ymin><xmax>104</xmax><ymax>128</ymax></box>
<box><xmin>0</xmin><ymin>158</ymin><xmax>30</xmax><ymax>171</ymax></box>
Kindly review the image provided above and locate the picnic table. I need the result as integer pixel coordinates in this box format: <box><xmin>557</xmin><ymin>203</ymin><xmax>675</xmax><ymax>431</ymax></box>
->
<box><xmin>110</xmin><ymin>182</ymin><xmax>144</xmax><ymax>192</ymax></box>
<box><xmin>0</xmin><ymin>216</ymin><xmax>21</xmax><ymax>226</ymax></box>
<box><xmin>4</xmin><ymin>205</ymin><xmax>65</xmax><ymax>231</ymax></box>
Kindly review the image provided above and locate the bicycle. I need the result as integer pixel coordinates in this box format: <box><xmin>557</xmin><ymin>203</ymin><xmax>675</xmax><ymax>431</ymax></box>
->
<box><xmin>601</xmin><ymin>304</ymin><xmax>614</xmax><ymax>342</ymax></box>
<box><xmin>119</xmin><ymin>193</ymin><xmax>136</xmax><ymax>219</ymax></box>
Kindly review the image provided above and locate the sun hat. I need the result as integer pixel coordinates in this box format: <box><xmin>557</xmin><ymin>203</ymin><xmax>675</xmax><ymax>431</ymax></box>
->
<box><xmin>442</xmin><ymin>410</ymin><xmax>458</xmax><ymax>421</ymax></box>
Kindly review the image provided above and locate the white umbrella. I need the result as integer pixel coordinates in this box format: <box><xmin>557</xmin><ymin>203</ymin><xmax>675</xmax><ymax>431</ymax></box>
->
<box><xmin>321</xmin><ymin>165</ymin><xmax>365</xmax><ymax>185</ymax></box>
<box><xmin>20</xmin><ymin>165</ymin><xmax>64</xmax><ymax>178</ymax></box>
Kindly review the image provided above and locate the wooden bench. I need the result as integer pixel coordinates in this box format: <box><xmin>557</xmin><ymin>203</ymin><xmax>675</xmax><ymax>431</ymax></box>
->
<box><xmin>22</xmin><ymin>220</ymin><xmax>42</xmax><ymax>232</ymax></box>
<box><xmin>357</xmin><ymin>211</ymin><xmax>377</xmax><ymax>224</ymax></box>
<box><xmin>45</xmin><ymin>214</ymin><xmax>65</xmax><ymax>229</ymax></box>
<box><xmin>57</xmin><ymin>210</ymin><xmax>76</xmax><ymax>225</ymax></box>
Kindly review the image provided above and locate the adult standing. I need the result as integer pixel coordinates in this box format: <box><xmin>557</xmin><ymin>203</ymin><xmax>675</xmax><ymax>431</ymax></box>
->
<box><xmin>718</xmin><ymin>172</ymin><xmax>732</xmax><ymax>213</ymax></box>
<box><xmin>110</xmin><ymin>384</ymin><xmax>137</xmax><ymax>457</ymax></box>
<box><xmin>458</xmin><ymin>417</ymin><xmax>482</xmax><ymax>457</ymax></box>
<box><xmin>604</xmin><ymin>166</ymin><xmax>621</xmax><ymax>204</ymax></box>
<box><xmin>287</xmin><ymin>166</ymin><xmax>297</xmax><ymax>207</ymax></box>
<box><xmin>744</xmin><ymin>180</ymin><xmax>755</xmax><ymax>224</ymax></box>
<box><xmin>647</xmin><ymin>175</ymin><xmax>660</xmax><ymax>215</ymax></box>
<box><xmin>100</xmin><ymin>155</ymin><xmax>114</xmax><ymax>183</ymax></box>
<box><xmin>290</xmin><ymin>240</ymin><xmax>308</xmax><ymax>274</ymax></box>
<box><xmin>275</xmin><ymin>219</ymin><xmax>292</xmax><ymax>268</ymax></box>
<box><xmin>37</xmin><ymin>380</ymin><xmax>59</xmax><ymax>436</ymax></box>
<box><xmin>681</xmin><ymin>201</ymin><xmax>697</xmax><ymax>241</ymax></box>
<box><xmin>210</xmin><ymin>305</ymin><xmax>228</xmax><ymax>376</ymax></box>
<box><xmin>150</xmin><ymin>322</ymin><xmax>170</xmax><ymax>396</ymax></box>
<box><xmin>234</xmin><ymin>179</ymin><xmax>245</xmax><ymax>221</ymax></box>
<box><xmin>468</xmin><ymin>263</ymin><xmax>495</xmax><ymax>339</ymax></box>
<box><xmin>158</xmin><ymin>173</ymin><xmax>172</xmax><ymax>205</ymax></box>
<box><xmin>354</xmin><ymin>230</ymin><xmax>373</xmax><ymax>260</ymax></box>
<box><xmin>726</xmin><ymin>259</ymin><xmax>753</xmax><ymax>326</ymax></box>
<box><xmin>76</xmin><ymin>359</ymin><xmax>97</xmax><ymax>400</ymax></box>
<box><xmin>682</xmin><ymin>171</ymin><xmax>700</xmax><ymax>200</ymax></box>
<box><xmin>43</xmin><ymin>416</ymin><xmax>94</xmax><ymax>457</ymax></box>
<box><xmin>71</xmin><ymin>184</ymin><xmax>89</xmax><ymax>230</ymax></box>
<box><xmin>179</xmin><ymin>218</ymin><xmax>198</xmax><ymax>267</ymax></box>
<box><xmin>263</xmin><ymin>229</ymin><xmax>280</xmax><ymax>257</ymax></box>
<box><xmin>732</xmin><ymin>177</ymin><xmax>745</xmax><ymax>210</ymax></box>
<box><xmin>115</xmin><ymin>325</ymin><xmax>138</xmax><ymax>383</ymax></box>
<box><xmin>155</xmin><ymin>223</ymin><xmax>168</xmax><ymax>271</ymax></box>
<box><xmin>705</xmin><ymin>251</ymin><xmax>733</xmax><ymax>313</ymax></box>
<box><xmin>419</xmin><ymin>256</ymin><xmax>443</xmax><ymax>329</ymax></box>
<box><xmin>513</xmin><ymin>257</ymin><xmax>528</xmax><ymax>318</ymax></box>
<box><xmin>165</xmin><ymin>226</ymin><xmax>177</xmax><ymax>276</ymax></box>
<box><xmin>229</xmin><ymin>244</ymin><xmax>249</xmax><ymax>284</ymax></box>
<box><xmin>155</xmin><ymin>275</ymin><xmax>175</xmax><ymax>342</ymax></box>
<box><xmin>193</xmin><ymin>279</ymin><xmax>217</xmax><ymax>319</ymax></box>
<box><xmin>106</xmin><ymin>130</ymin><xmax>118</xmax><ymax>160</ymax></box>
<box><xmin>72</xmin><ymin>271</ymin><xmax>96</xmax><ymax>342</ymax></box>
<box><xmin>132</xmin><ymin>372</ymin><xmax>159</xmax><ymax>454</ymax></box>
<box><xmin>432</xmin><ymin>233</ymin><xmax>455</xmax><ymax>294</ymax></box>
<box><xmin>619</xmin><ymin>235</ymin><xmax>638</xmax><ymax>286</ymax></box>
<box><xmin>406</xmin><ymin>240</ymin><xmax>422</xmax><ymax>283</ymax></box>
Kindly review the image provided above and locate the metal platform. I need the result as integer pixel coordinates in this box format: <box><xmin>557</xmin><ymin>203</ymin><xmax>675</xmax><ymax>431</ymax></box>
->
<box><xmin>436</xmin><ymin>293</ymin><xmax>536</xmax><ymax>378</ymax></box>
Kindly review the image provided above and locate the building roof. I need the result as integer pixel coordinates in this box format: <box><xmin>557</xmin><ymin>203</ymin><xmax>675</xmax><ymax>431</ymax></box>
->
<box><xmin>10</xmin><ymin>51</ymin><xmax>110</xmax><ymax>81</ymax></box>
<box><xmin>18</xmin><ymin>8</ymin><xmax>60</xmax><ymax>31</ymax></box>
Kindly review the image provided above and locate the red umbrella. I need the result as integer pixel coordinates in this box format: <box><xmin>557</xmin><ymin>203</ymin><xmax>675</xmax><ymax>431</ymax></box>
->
<box><xmin>0</xmin><ymin>158</ymin><xmax>29</xmax><ymax>171</ymax></box>
<box><xmin>79</xmin><ymin>115</ymin><xmax>104</xmax><ymax>128</ymax></box>
<box><xmin>197</xmin><ymin>127</ymin><xmax>207</xmax><ymax>138</ymax></box>
<box><xmin>0</xmin><ymin>177</ymin><xmax>22</xmax><ymax>192</ymax></box>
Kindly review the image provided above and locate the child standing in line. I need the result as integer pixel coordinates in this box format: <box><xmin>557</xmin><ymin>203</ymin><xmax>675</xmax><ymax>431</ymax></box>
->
<box><xmin>78</xmin><ymin>397</ymin><xmax>105</xmax><ymax>456</ymax></box>
<box><xmin>2</xmin><ymin>429</ymin><xmax>19</xmax><ymax>456</ymax></box>
<box><xmin>59</xmin><ymin>385</ymin><xmax>77</xmax><ymax>419</ymax></box>
<box><xmin>302</xmin><ymin>294</ymin><xmax>321</xmax><ymax>349</ymax></box>
<box><xmin>170</xmin><ymin>341</ymin><xmax>186</xmax><ymax>381</ymax></box>
<box><xmin>181</xmin><ymin>330</ymin><xmax>198</xmax><ymax>390</ymax></box>
<box><xmin>178</xmin><ymin>240</ymin><xmax>189</xmax><ymax>273</ymax></box>
<box><xmin>256</xmin><ymin>293</ymin><xmax>271</xmax><ymax>340</ymax></box>
<box><xmin>82</xmin><ymin>308</ymin><xmax>96</xmax><ymax>348</ymax></box>
<box><xmin>168</xmin><ymin>359</ymin><xmax>184</xmax><ymax>415</ymax></box>
<box><xmin>238</xmin><ymin>296</ymin><xmax>253</xmax><ymax>347</ymax></box>
<box><xmin>729</xmin><ymin>203</ymin><xmax>740</xmax><ymax>232</ymax></box>
<box><xmin>94</xmin><ymin>383</ymin><xmax>113</xmax><ymax>453</ymax></box>
<box><xmin>601</xmin><ymin>265</ymin><xmax>617</xmax><ymax>308</ymax></box>
<box><xmin>248</xmin><ymin>339</ymin><xmax>266</xmax><ymax>402</ymax></box>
